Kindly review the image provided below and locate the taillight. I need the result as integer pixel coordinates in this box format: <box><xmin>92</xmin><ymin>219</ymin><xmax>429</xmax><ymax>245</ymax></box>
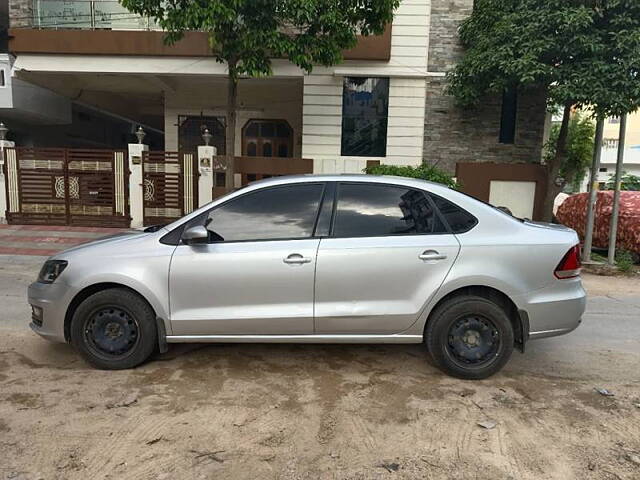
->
<box><xmin>554</xmin><ymin>245</ymin><xmax>582</xmax><ymax>279</ymax></box>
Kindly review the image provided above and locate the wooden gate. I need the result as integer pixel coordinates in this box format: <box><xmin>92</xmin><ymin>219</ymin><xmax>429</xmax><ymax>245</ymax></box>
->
<box><xmin>142</xmin><ymin>151</ymin><xmax>198</xmax><ymax>226</ymax></box>
<box><xmin>3</xmin><ymin>148</ymin><xmax>130</xmax><ymax>227</ymax></box>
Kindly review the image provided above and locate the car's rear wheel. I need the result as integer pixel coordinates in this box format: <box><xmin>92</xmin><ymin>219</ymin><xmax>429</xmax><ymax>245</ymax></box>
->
<box><xmin>425</xmin><ymin>295</ymin><xmax>514</xmax><ymax>380</ymax></box>
<box><xmin>70</xmin><ymin>288</ymin><xmax>156</xmax><ymax>370</ymax></box>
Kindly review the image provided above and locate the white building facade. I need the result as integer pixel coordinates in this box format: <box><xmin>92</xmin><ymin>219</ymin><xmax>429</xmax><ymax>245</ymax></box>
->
<box><xmin>6</xmin><ymin>0</ymin><xmax>437</xmax><ymax>176</ymax></box>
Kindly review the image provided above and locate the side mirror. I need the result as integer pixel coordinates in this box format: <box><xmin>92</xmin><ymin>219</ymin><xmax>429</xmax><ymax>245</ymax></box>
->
<box><xmin>182</xmin><ymin>225</ymin><xmax>208</xmax><ymax>245</ymax></box>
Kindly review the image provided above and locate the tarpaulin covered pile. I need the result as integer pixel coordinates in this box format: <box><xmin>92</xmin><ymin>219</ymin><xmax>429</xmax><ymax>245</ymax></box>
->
<box><xmin>556</xmin><ymin>191</ymin><xmax>640</xmax><ymax>254</ymax></box>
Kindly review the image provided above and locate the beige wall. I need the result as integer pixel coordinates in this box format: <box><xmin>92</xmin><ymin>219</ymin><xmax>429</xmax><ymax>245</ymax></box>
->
<box><xmin>603</xmin><ymin>111</ymin><xmax>640</xmax><ymax>149</ymax></box>
<box><xmin>302</xmin><ymin>0</ymin><xmax>430</xmax><ymax>173</ymax></box>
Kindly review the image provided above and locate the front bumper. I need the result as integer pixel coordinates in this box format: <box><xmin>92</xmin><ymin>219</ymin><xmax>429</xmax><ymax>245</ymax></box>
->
<box><xmin>514</xmin><ymin>277</ymin><xmax>586</xmax><ymax>340</ymax></box>
<box><xmin>27</xmin><ymin>281</ymin><xmax>73</xmax><ymax>343</ymax></box>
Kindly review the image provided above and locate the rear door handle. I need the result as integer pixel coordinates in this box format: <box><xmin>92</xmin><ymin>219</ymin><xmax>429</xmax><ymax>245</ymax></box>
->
<box><xmin>283</xmin><ymin>253</ymin><xmax>312</xmax><ymax>265</ymax></box>
<box><xmin>419</xmin><ymin>250</ymin><xmax>447</xmax><ymax>261</ymax></box>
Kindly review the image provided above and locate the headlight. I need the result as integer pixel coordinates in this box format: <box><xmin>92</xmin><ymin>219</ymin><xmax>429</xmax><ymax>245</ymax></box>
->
<box><xmin>38</xmin><ymin>260</ymin><xmax>68</xmax><ymax>284</ymax></box>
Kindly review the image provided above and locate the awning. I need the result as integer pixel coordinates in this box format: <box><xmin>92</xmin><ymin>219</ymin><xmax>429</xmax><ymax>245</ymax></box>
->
<box><xmin>13</xmin><ymin>54</ymin><xmax>304</xmax><ymax>77</ymax></box>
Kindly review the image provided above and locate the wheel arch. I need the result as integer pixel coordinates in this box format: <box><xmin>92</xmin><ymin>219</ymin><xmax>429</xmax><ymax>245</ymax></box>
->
<box><xmin>424</xmin><ymin>285</ymin><xmax>528</xmax><ymax>352</ymax></box>
<box><xmin>64</xmin><ymin>282</ymin><xmax>159</xmax><ymax>342</ymax></box>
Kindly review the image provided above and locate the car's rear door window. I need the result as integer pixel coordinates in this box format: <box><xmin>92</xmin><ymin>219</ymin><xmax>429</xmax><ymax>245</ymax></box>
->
<box><xmin>332</xmin><ymin>183</ymin><xmax>447</xmax><ymax>237</ymax></box>
<box><xmin>206</xmin><ymin>184</ymin><xmax>324</xmax><ymax>242</ymax></box>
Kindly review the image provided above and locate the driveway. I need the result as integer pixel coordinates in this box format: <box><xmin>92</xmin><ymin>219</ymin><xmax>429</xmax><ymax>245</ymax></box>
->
<box><xmin>1</xmin><ymin>255</ymin><xmax>639</xmax><ymax>479</ymax></box>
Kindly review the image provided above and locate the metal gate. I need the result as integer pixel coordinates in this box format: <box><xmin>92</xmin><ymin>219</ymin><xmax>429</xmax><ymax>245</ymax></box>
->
<box><xmin>3</xmin><ymin>147</ymin><xmax>129</xmax><ymax>227</ymax></box>
<box><xmin>142</xmin><ymin>151</ymin><xmax>198</xmax><ymax>226</ymax></box>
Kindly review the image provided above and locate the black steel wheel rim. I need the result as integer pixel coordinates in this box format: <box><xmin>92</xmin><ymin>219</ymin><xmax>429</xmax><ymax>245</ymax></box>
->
<box><xmin>445</xmin><ymin>315</ymin><xmax>501</xmax><ymax>369</ymax></box>
<box><xmin>84</xmin><ymin>306</ymin><xmax>140</xmax><ymax>359</ymax></box>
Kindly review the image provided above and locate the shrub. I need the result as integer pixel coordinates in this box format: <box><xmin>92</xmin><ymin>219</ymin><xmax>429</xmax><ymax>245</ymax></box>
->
<box><xmin>363</xmin><ymin>164</ymin><xmax>457</xmax><ymax>188</ymax></box>
<box><xmin>616</xmin><ymin>250</ymin><xmax>634</xmax><ymax>274</ymax></box>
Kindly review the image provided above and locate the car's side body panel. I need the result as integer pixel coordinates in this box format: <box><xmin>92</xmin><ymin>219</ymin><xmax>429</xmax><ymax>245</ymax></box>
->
<box><xmin>28</xmin><ymin>233</ymin><xmax>175</xmax><ymax>342</ymax></box>
<box><xmin>169</xmin><ymin>239</ymin><xmax>320</xmax><ymax>335</ymax></box>
<box><xmin>314</xmin><ymin>234</ymin><xmax>460</xmax><ymax>334</ymax></box>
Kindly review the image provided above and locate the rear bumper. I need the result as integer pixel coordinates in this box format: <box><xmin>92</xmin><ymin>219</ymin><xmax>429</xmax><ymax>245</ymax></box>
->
<box><xmin>27</xmin><ymin>281</ymin><xmax>73</xmax><ymax>343</ymax></box>
<box><xmin>514</xmin><ymin>277</ymin><xmax>586</xmax><ymax>340</ymax></box>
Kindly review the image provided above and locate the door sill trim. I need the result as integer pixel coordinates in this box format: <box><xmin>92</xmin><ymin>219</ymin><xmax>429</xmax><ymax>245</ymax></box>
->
<box><xmin>166</xmin><ymin>334</ymin><xmax>423</xmax><ymax>344</ymax></box>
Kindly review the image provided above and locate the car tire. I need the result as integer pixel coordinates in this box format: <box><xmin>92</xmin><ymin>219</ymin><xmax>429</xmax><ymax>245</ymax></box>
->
<box><xmin>425</xmin><ymin>295</ymin><xmax>514</xmax><ymax>380</ymax></box>
<box><xmin>70</xmin><ymin>288</ymin><xmax>157</xmax><ymax>370</ymax></box>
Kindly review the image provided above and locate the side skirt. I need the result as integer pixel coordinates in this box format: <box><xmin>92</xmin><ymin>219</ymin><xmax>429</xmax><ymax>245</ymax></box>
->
<box><xmin>166</xmin><ymin>334</ymin><xmax>424</xmax><ymax>344</ymax></box>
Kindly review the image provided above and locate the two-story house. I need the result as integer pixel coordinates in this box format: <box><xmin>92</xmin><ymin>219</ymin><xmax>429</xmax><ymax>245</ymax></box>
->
<box><xmin>5</xmin><ymin>0</ymin><xmax>547</xmax><ymax>179</ymax></box>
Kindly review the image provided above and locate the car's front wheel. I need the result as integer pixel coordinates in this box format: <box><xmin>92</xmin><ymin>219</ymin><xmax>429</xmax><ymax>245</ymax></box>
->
<box><xmin>425</xmin><ymin>295</ymin><xmax>514</xmax><ymax>380</ymax></box>
<box><xmin>70</xmin><ymin>288</ymin><xmax>157</xmax><ymax>370</ymax></box>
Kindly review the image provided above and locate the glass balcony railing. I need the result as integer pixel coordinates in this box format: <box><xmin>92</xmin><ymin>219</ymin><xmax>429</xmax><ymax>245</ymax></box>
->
<box><xmin>33</xmin><ymin>0</ymin><xmax>159</xmax><ymax>30</ymax></box>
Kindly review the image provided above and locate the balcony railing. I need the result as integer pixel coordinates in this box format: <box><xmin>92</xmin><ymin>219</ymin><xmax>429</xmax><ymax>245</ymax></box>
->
<box><xmin>602</xmin><ymin>138</ymin><xmax>619</xmax><ymax>149</ymax></box>
<box><xmin>32</xmin><ymin>0</ymin><xmax>158</xmax><ymax>30</ymax></box>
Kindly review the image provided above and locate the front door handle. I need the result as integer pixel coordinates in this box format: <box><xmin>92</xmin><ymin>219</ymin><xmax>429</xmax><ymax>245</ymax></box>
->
<box><xmin>283</xmin><ymin>253</ymin><xmax>312</xmax><ymax>265</ymax></box>
<box><xmin>419</xmin><ymin>250</ymin><xmax>447</xmax><ymax>261</ymax></box>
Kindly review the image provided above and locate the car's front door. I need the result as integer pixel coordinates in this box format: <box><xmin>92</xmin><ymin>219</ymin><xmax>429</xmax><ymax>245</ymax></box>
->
<box><xmin>314</xmin><ymin>182</ymin><xmax>461</xmax><ymax>334</ymax></box>
<box><xmin>169</xmin><ymin>183</ymin><xmax>326</xmax><ymax>335</ymax></box>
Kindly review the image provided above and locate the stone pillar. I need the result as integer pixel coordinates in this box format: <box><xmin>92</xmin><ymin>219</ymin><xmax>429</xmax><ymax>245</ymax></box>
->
<box><xmin>0</xmin><ymin>122</ymin><xmax>15</xmax><ymax>224</ymax></box>
<box><xmin>128</xmin><ymin>141</ymin><xmax>148</xmax><ymax>228</ymax></box>
<box><xmin>197</xmin><ymin>145</ymin><xmax>216</xmax><ymax>207</ymax></box>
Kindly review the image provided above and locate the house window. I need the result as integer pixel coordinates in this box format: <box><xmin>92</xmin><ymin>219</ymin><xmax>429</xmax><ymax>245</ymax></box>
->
<box><xmin>499</xmin><ymin>87</ymin><xmax>518</xmax><ymax>144</ymax></box>
<box><xmin>341</xmin><ymin>77</ymin><xmax>389</xmax><ymax>157</ymax></box>
<box><xmin>242</xmin><ymin>120</ymin><xmax>293</xmax><ymax>157</ymax></box>
<box><xmin>0</xmin><ymin>69</ymin><xmax>5</xmax><ymax>87</ymax></box>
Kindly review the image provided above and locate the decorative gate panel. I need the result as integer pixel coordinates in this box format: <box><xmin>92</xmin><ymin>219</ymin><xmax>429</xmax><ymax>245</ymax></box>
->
<box><xmin>142</xmin><ymin>151</ymin><xmax>198</xmax><ymax>226</ymax></box>
<box><xmin>66</xmin><ymin>149</ymin><xmax>130</xmax><ymax>227</ymax></box>
<box><xmin>4</xmin><ymin>148</ymin><xmax>130</xmax><ymax>227</ymax></box>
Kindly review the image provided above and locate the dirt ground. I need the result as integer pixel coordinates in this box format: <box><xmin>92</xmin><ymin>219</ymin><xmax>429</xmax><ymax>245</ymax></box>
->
<box><xmin>1</xmin><ymin>272</ymin><xmax>639</xmax><ymax>480</ymax></box>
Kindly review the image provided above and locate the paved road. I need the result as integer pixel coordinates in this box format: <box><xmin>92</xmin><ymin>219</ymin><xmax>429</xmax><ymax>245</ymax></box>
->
<box><xmin>0</xmin><ymin>225</ymin><xmax>127</xmax><ymax>256</ymax></box>
<box><xmin>1</xmin><ymin>254</ymin><xmax>639</xmax><ymax>479</ymax></box>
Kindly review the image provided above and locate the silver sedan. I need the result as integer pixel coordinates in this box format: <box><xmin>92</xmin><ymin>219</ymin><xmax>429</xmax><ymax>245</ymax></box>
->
<box><xmin>28</xmin><ymin>175</ymin><xmax>586</xmax><ymax>379</ymax></box>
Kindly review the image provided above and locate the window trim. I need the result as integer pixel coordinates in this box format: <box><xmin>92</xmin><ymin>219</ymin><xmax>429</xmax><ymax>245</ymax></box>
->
<box><xmin>328</xmin><ymin>182</ymin><xmax>455</xmax><ymax>239</ymax></box>
<box><xmin>171</xmin><ymin>182</ymin><xmax>329</xmax><ymax>245</ymax></box>
<box><xmin>313</xmin><ymin>181</ymin><xmax>337</xmax><ymax>238</ymax></box>
<box><xmin>160</xmin><ymin>180</ymin><xmax>479</xmax><ymax>245</ymax></box>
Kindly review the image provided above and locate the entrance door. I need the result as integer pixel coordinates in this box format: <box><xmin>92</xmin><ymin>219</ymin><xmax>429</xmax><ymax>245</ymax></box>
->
<box><xmin>314</xmin><ymin>182</ymin><xmax>461</xmax><ymax>334</ymax></box>
<box><xmin>169</xmin><ymin>182</ymin><xmax>326</xmax><ymax>335</ymax></box>
<box><xmin>178</xmin><ymin>116</ymin><xmax>226</xmax><ymax>154</ymax></box>
<box><xmin>242</xmin><ymin>119</ymin><xmax>293</xmax><ymax>158</ymax></box>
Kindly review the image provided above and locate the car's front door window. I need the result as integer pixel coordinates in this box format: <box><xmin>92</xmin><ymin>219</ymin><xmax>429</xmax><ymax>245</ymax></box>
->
<box><xmin>204</xmin><ymin>184</ymin><xmax>324</xmax><ymax>242</ymax></box>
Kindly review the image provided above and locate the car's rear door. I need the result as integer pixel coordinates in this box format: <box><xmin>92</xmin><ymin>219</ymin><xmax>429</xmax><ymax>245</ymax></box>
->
<box><xmin>169</xmin><ymin>182</ymin><xmax>326</xmax><ymax>335</ymax></box>
<box><xmin>314</xmin><ymin>182</ymin><xmax>460</xmax><ymax>334</ymax></box>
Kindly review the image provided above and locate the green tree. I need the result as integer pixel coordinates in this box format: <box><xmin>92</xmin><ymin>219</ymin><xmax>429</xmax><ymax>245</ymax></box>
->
<box><xmin>606</xmin><ymin>171</ymin><xmax>640</xmax><ymax>191</ymax></box>
<box><xmin>544</xmin><ymin>112</ymin><xmax>595</xmax><ymax>193</ymax></box>
<box><xmin>120</xmin><ymin>0</ymin><xmax>398</xmax><ymax>187</ymax></box>
<box><xmin>447</xmin><ymin>0</ymin><xmax>640</xmax><ymax>221</ymax></box>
